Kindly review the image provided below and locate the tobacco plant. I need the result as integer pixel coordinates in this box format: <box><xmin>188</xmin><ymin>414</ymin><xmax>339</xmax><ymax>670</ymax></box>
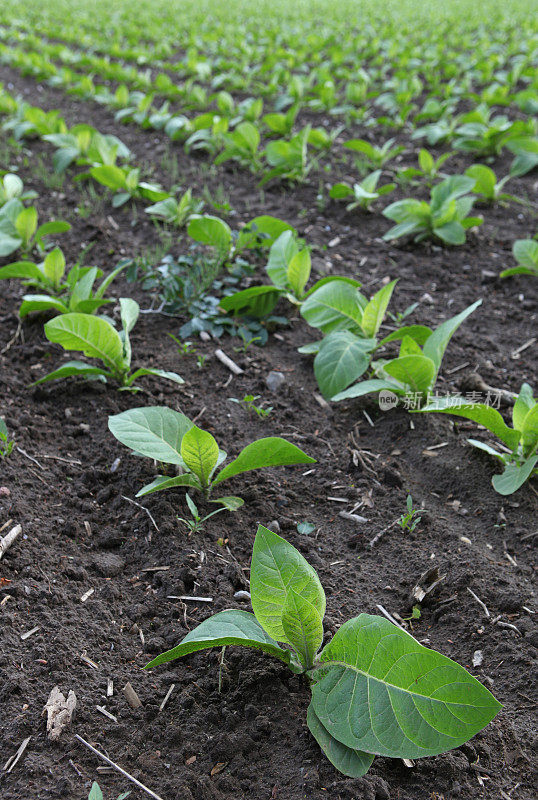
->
<box><xmin>464</xmin><ymin>165</ymin><xmax>515</xmax><ymax>204</ymax></box>
<box><xmin>329</xmin><ymin>170</ymin><xmax>395</xmax><ymax>211</ymax></box>
<box><xmin>89</xmin><ymin>164</ymin><xmax>169</xmax><ymax>207</ymax></box>
<box><xmin>144</xmin><ymin>525</ymin><xmax>500</xmax><ymax>777</ymax></box>
<box><xmin>421</xmin><ymin>383</ymin><xmax>538</xmax><ymax>494</ymax></box>
<box><xmin>383</xmin><ymin>176</ymin><xmax>482</xmax><ymax>245</ymax></box>
<box><xmin>144</xmin><ymin>189</ymin><xmax>203</xmax><ymax>228</ymax></box>
<box><xmin>344</xmin><ymin>137</ymin><xmax>404</xmax><ymax>172</ymax></box>
<box><xmin>0</xmin><ymin>247</ymin><xmax>127</xmax><ymax>317</ymax></box>
<box><xmin>33</xmin><ymin>299</ymin><xmax>184</xmax><ymax>390</ymax></box>
<box><xmin>500</xmin><ymin>238</ymin><xmax>538</xmax><ymax>278</ymax></box>
<box><xmin>108</xmin><ymin>406</ymin><xmax>315</xmax><ymax>507</ymax></box>
<box><xmin>0</xmin><ymin>173</ymin><xmax>37</xmax><ymax>204</ymax></box>
<box><xmin>332</xmin><ymin>299</ymin><xmax>481</xmax><ymax>405</ymax></box>
<box><xmin>0</xmin><ymin>201</ymin><xmax>70</xmax><ymax>257</ymax></box>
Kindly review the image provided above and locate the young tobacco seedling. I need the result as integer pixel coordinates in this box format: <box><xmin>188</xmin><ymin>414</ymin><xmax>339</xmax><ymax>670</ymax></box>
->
<box><xmin>0</xmin><ymin>418</ymin><xmax>14</xmax><ymax>458</ymax></box>
<box><xmin>344</xmin><ymin>137</ymin><xmax>404</xmax><ymax>172</ymax></box>
<box><xmin>329</xmin><ymin>170</ymin><xmax>395</xmax><ymax>211</ymax></box>
<box><xmin>33</xmin><ymin>299</ymin><xmax>184</xmax><ymax>391</ymax></box>
<box><xmin>107</xmin><ymin>406</ymin><xmax>315</xmax><ymax>507</ymax></box>
<box><xmin>0</xmin><ymin>248</ymin><xmax>127</xmax><ymax>317</ymax></box>
<box><xmin>421</xmin><ymin>383</ymin><xmax>538</xmax><ymax>495</ymax></box>
<box><xmin>144</xmin><ymin>189</ymin><xmax>203</xmax><ymax>228</ymax></box>
<box><xmin>261</xmin><ymin>127</ymin><xmax>314</xmax><ymax>184</ymax></box>
<box><xmin>214</xmin><ymin>121</ymin><xmax>262</xmax><ymax>170</ymax></box>
<box><xmin>89</xmin><ymin>164</ymin><xmax>169</xmax><ymax>208</ymax></box>
<box><xmin>178</xmin><ymin>493</ymin><xmax>229</xmax><ymax>533</ymax></box>
<box><xmin>500</xmin><ymin>238</ymin><xmax>538</xmax><ymax>279</ymax></box>
<box><xmin>464</xmin><ymin>165</ymin><xmax>516</xmax><ymax>204</ymax></box>
<box><xmin>88</xmin><ymin>782</ymin><xmax>129</xmax><ymax>800</ymax></box>
<box><xmin>144</xmin><ymin>525</ymin><xmax>501</xmax><ymax>778</ymax></box>
<box><xmin>299</xmin><ymin>278</ymin><xmax>399</xmax><ymax>399</ymax></box>
<box><xmin>398</xmin><ymin>494</ymin><xmax>422</xmax><ymax>532</ymax></box>
<box><xmin>332</xmin><ymin>300</ymin><xmax>481</xmax><ymax>405</ymax></box>
<box><xmin>0</xmin><ymin>173</ymin><xmax>37</xmax><ymax>205</ymax></box>
<box><xmin>383</xmin><ymin>175</ymin><xmax>482</xmax><ymax>245</ymax></box>
<box><xmin>396</xmin><ymin>149</ymin><xmax>452</xmax><ymax>187</ymax></box>
<box><xmin>0</xmin><ymin>201</ymin><xmax>70</xmax><ymax>258</ymax></box>
<box><xmin>229</xmin><ymin>395</ymin><xmax>273</xmax><ymax>418</ymax></box>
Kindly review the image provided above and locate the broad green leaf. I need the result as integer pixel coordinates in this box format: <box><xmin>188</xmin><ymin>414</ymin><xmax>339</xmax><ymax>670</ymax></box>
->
<box><xmin>0</xmin><ymin>234</ymin><xmax>23</xmax><ymax>258</ymax></box>
<box><xmin>383</xmin><ymin>355</ymin><xmax>436</xmax><ymax>395</ymax></box>
<box><xmin>34</xmin><ymin>220</ymin><xmax>71</xmax><ymax>245</ymax></box>
<box><xmin>492</xmin><ymin>456</ymin><xmax>538</xmax><ymax>495</ymax></box>
<box><xmin>144</xmin><ymin>610</ymin><xmax>291</xmax><ymax>669</ymax></box>
<box><xmin>266</xmin><ymin>230</ymin><xmax>299</xmax><ymax>288</ymax></box>
<box><xmin>434</xmin><ymin>221</ymin><xmax>466</xmax><ymax>245</ymax></box>
<box><xmin>422</xmin><ymin>300</ymin><xmax>482</xmax><ymax>373</ymax></box>
<box><xmin>330</xmin><ymin>183</ymin><xmax>354</xmax><ymax>199</ymax></box>
<box><xmin>332</xmin><ymin>379</ymin><xmax>398</xmax><ymax>402</ymax></box>
<box><xmin>282</xmin><ymin>589</ymin><xmax>323</xmax><ymax>668</ymax></box>
<box><xmin>314</xmin><ymin>332</ymin><xmax>375</xmax><ymax>399</ymax></box>
<box><xmin>211</xmin><ymin>496</ymin><xmax>244</xmax><ymax>511</ymax></box>
<box><xmin>307</xmin><ymin>705</ymin><xmax>374</xmax><ymax>778</ymax></box>
<box><xmin>31</xmin><ymin>360</ymin><xmax>108</xmax><ymax>385</ymax></box>
<box><xmin>421</xmin><ymin>397</ymin><xmax>521</xmax><ymax>450</ymax></box>
<box><xmin>188</xmin><ymin>215</ymin><xmax>232</xmax><ymax>254</ymax></box>
<box><xmin>311</xmin><ymin>613</ymin><xmax>501</xmax><ymax>758</ymax></box>
<box><xmin>379</xmin><ymin>325</ymin><xmax>433</xmax><ymax>346</ymax></box>
<box><xmin>15</xmin><ymin>206</ymin><xmax>37</xmax><ymax>244</ymax></box>
<box><xmin>399</xmin><ymin>335</ymin><xmax>423</xmax><ymax>356</ymax></box>
<box><xmin>108</xmin><ymin>407</ymin><xmax>193</xmax><ymax>464</ymax></box>
<box><xmin>286</xmin><ymin>249</ymin><xmax>311</xmax><ymax>298</ymax></box>
<box><xmin>69</xmin><ymin>268</ymin><xmax>99</xmax><ymax>308</ymax></box>
<box><xmin>120</xmin><ymin>297</ymin><xmax>139</xmax><ymax>334</ymax></box>
<box><xmin>513</xmin><ymin>383</ymin><xmax>535</xmax><ymax>430</ymax></box>
<box><xmin>90</xmin><ymin>165</ymin><xmax>127</xmax><ymax>190</ymax></box>
<box><xmin>301</xmin><ymin>280</ymin><xmax>366</xmax><ymax>334</ymax></box>
<box><xmin>136</xmin><ymin>473</ymin><xmax>202</xmax><ymax>497</ymax></box>
<box><xmin>250</xmin><ymin>525</ymin><xmax>325</xmax><ymax>643</ymax></box>
<box><xmin>44</xmin><ymin>313</ymin><xmax>123</xmax><ymax>371</ymax></box>
<box><xmin>521</xmin><ymin>404</ymin><xmax>538</xmax><ymax>453</ymax></box>
<box><xmin>42</xmin><ymin>248</ymin><xmax>65</xmax><ymax>286</ymax></box>
<box><xmin>219</xmin><ymin>285</ymin><xmax>282</xmax><ymax>318</ymax></box>
<box><xmin>180</xmin><ymin>426</ymin><xmax>220</xmax><ymax>486</ymax></box>
<box><xmin>213</xmin><ymin>437</ymin><xmax>315</xmax><ymax>485</ymax></box>
<box><xmin>19</xmin><ymin>295</ymin><xmax>69</xmax><ymax>317</ymax></box>
<box><xmin>361</xmin><ymin>279</ymin><xmax>398</xmax><ymax>338</ymax></box>
<box><xmin>513</xmin><ymin>239</ymin><xmax>538</xmax><ymax>269</ymax></box>
<box><xmin>127</xmin><ymin>367</ymin><xmax>184</xmax><ymax>386</ymax></box>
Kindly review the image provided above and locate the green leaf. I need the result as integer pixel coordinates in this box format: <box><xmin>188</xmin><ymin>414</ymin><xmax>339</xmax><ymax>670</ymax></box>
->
<box><xmin>44</xmin><ymin>313</ymin><xmax>124</xmax><ymax>371</ymax></box>
<box><xmin>42</xmin><ymin>248</ymin><xmax>65</xmax><ymax>286</ymax></box>
<box><xmin>513</xmin><ymin>383</ymin><xmax>535</xmax><ymax>430</ymax></box>
<box><xmin>379</xmin><ymin>325</ymin><xmax>433</xmax><ymax>346</ymax></box>
<box><xmin>90</xmin><ymin>165</ymin><xmax>127</xmax><ymax>190</ymax></box>
<box><xmin>31</xmin><ymin>360</ymin><xmax>109</xmax><ymax>385</ymax></box>
<box><xmin>180</xmin><ymin>426</ymin><xmax>220</xmax><ymax>487</ymax></box>
<box><xmin>120</xmin><ymin>297</ymin><xmax>139</xmax><ymax>334</ymax></box>
<box><xmin>95</xmin><ymin>261</ymin><xmax>129</xmax><ymax>298</ymax></box>
<box><xmin>513</xmin><ymin>239</ymin><xmax>538</xmax><ymax>269</ymax></box>
<box><xmin>314</xmin><ymin>332</ymin><xmax>375</xmax><ymax>399</ymax></box>
<box><xmin>188</xmin><ymin>214</ymin><xmax>232</xmax><ymax>254</ymax></box>
<box><xmin>301</xmin><ymin>280</ymin><xmax>366</xmax><ymax>334</ymax></box>
<box><xmin>286</xmin><ymin>249</ymin><xmax>311</xmax><ymax>298</ymax></box>
<box><xmin>0</xmin><ymin>234</ymin><xmax>23</xmax><ymax>258</ymax></box>
<box><xmin>361</xmin><ymin>279</ymin><xmax>398</xmax><ymax>338</ymax></box>
<box><xmin>468</xmin><ymin>439</ymin><xmax>506</xmax><ymax>462</ymax></box>
<box><xmin>211</xmin><ymin>496</ymin><xmax>244</xmax><ymax>511</ymax></box>
<box><xmin>282</xmin><ymin>589</ymin><xmax>323</xmax><ymax>668</ymax></box>
<box><xmin>136</xmin><ymin>473</ymin><xmax>202</xmax><ymax>497</ymax></box>
<box><xmin>383</xmin><ymin>354</ymin><xmax>436</xmax><ymax>395</ymax></box>
<box><xmin>311</xmin><ymin>613</ymin><xmax>501</xmax><ymax>758</ymax></box>
<box><xmin>219</xmin><ymin>285</ymin><xmax>282</xmax><ymax>318</ymax></box>
<box><xmin>19</xmin><ymin>294</ymin><xmax>69</xmax><ymax>317</ymax></box>
<box><xmin>492</xmin><ymin>456</ymin><xmax>538</xmax><ymax>495</ymax></box>
<box><xmin>108</xmin><ymin>407</ymin><xmax>193</xmax><ymax>464</ymax></box>
<box><xmin>307</xmin><ymin>705</ymin><xmax>374</xmax><ymax>778</ymax></box>
<box><xmin>250</xmin><ymin>525</ymin><xmax>326</xmax><ymax>643</ymax></box>
<box><xmin>34</xmin><ymin>220</ymin><xmax>71</xmax><ymax>246</ymax></box>
<box><xmin>144</xmin><ymin>610</ymin><xmax>291</xmax><ymax>669</ymax></box>
<box><xmin>266</xmin><ymin>230</ymin><xmax>299</xmax><ymax>288</ymax></box>
<box><xmin>332</xmin><ymin>379</ymin><xmax>398</xmax><ymax>402</ymax></box>
<box><xmin>213</xmin><ymin>437</ymin><xmax>315</xmax><ymax>485</ymax></box>
<box><xmin>330</xmin><ymin>183</ymin><xmax>354</xmax><ymax>199</ymax></box>
<box><xmin>15</xmin><ymin>206</ymin><xmax>37</xmax><ymax>245</ymax></box>
<box><xmin>0</xmin><ymin>260</ymin><xmax>46</xmax><ymax>282</ymax></box>
<box><xmin>421</xmin><ymin>397</ymin><xmax>521</xmax><ymax>450</ymax></box>
<box><xmin>88</xmin><ymin>783</ymin><xmax>103</xmax><ymax>800</ymax></box>
<box><xmin>521</xmin><ymin>404</ymin><xmax>538</xmax><ymax>453</ymax></box>
<box><xmin>127</xmin><ymin>367</ymin><xmax>184</xmax><ymax>386</ymax></box>
<box><xmin>422</xmin><ymin>300</ymin><xmax>482</xmax><ymax>373</ymax></box>
<box><xmin>434</xmin><ymin>221</ymin><xmax>466</xmax><ymax>245</ymax></box>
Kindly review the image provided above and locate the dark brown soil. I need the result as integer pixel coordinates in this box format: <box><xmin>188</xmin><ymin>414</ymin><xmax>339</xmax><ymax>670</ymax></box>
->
<box><xmin>0</xmin><ymin>66</ymin><xmax>537</xmax><ymax>800</ymax></box>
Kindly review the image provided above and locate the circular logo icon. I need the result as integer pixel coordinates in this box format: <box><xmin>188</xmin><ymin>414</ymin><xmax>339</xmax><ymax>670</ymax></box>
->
<box><xmin>379</xmin><ymin>390</ymin><xmax>398</xmax><ymax>411</ymax></box>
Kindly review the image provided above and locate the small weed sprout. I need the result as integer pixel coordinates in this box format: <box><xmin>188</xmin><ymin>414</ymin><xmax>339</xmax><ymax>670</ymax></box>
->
<box><xmin>229</xmin><ymin>395</ymin><xmax>273</xmax><ymax>418</ymax></box>
<box><xmin>398</xmin><ymin>494</ymin><xmax>422</xmax><ymax>532</ymax></box>
<box><xmin>178</xmin><ymin>494</ymin><xmax>229</xmax><ymax>533</ymax></box>
<box><xmin>0</xmin><ymin>418</ymin><xmax>14</xmax><ymax>458</ymax></box>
